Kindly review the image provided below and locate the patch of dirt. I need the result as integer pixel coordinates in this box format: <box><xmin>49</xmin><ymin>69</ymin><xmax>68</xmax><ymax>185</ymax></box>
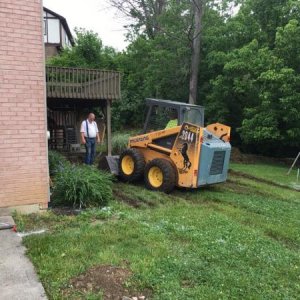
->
<box><xmin>113</xmin><ymin>189</ymin><xmax>143</xmax><ymax>208</ymax></box>
<box><xmin>51</xmin><ymin>207</ymin><xmax>82</xmax><ymax>216</ymax></box>
<box><xmin>230</xmin><ymin>147</ymin><xmax>255</xmax><ymax>163</ymax></box>
<box><xmin>65</xmin><ymin>265</ymin><xmax>151</xmax><ymax>300</ymax></box>
<box><xmin>224</xmin><ymin>179</ymin><xmax>254</xmax><ymax>194</ymax></box>
<box><xmin>180</xmin><ymin>279</ymin><xmax>195</xmax><ymax>288</ymax></box>
<box><xmin>113</xmin><ymin>187</ymin><xmax>159</xmax><ymax>208</ymax></box>
<box><xmin>230</xmin><ymin>147</ymin><xmax>293</xmax><ymax>165</ymax></box>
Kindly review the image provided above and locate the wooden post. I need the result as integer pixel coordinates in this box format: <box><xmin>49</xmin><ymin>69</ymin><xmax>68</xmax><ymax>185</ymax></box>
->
<box><xmin>287</xmin><ymin>152</ymin><xmax>300</xmax><ymax>175</ymax></box>
<box><xmin>106</xmin><ymin>99</ymin><xmax>112</xmax><ymax>156</ymax></box>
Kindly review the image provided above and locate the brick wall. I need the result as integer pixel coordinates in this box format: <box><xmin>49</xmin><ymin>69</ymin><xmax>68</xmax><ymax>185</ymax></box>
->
<box><xmin>0</xmin><ymin>0</ymin><xmax>49</xmax><ymax>209</ymax></box>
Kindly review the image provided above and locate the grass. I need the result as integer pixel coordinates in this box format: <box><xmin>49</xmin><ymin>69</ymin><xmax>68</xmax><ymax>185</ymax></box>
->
<box><xmin>230</xmin><ymin>162</ymin><xmax>299</xmax><ymax>187</ymax></box>
<box><xmin>15</xmin><ymin>162</ymin><xmax>300</xmax><ymax>300</ymax></box>
<box><xmin>52</xmin><ymin>165</ymin><xmax>113</xmax><ymax>208</ymax></box>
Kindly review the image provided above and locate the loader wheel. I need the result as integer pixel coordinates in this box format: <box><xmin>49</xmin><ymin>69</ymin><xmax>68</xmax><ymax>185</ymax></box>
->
<box><xmin>119</xmin><ymin>148</ymin><xmax>145</xmax><ymax>182</ymax></box>
<box><xmin>144</xmin><ymin>159</ymin><xmax>176</xmax><ymax>193</ymax></box>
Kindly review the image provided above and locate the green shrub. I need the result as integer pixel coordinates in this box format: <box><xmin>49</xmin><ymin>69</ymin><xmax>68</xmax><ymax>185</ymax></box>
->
<box><xmin>51</xmin><ymin>164</ymin><xmax>113</xmax><ymax>208</ymax></box>
<box><xmin>111</xmin><ymin>133</ymin><xmax>130</xmax><ymax>154</ymax></box>
<box><xmin>48</xmin><ymin>151</ymin><xmax>70</xmax><ymax>176</ymax></box>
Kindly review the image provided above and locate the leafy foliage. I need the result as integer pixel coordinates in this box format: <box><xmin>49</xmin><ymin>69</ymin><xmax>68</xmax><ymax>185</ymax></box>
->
<box><xmin>51</xmin><ymin>165</ymin><xmax>113</xmax><ymax>209</ymax></box>
<box><xmin>47</xmin><ymin>28</ymin><xmax>117</xmax><ymax>70</ymax></box>
<box><xmin>49</xmin><ymin>0</ymin><xmax>300</xmax><ymax>156</ymax></box>
<box><xmin>111</xmin><ymin>132</ymin><xmax>130</xmax><ymax>154</ymax></box>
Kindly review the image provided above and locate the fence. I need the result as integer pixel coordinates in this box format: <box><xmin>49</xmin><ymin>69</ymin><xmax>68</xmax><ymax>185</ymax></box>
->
<box><xmin>46</xmin><ymin>66</ymin><xmax>121</xmax><ymax>100</ymax></box>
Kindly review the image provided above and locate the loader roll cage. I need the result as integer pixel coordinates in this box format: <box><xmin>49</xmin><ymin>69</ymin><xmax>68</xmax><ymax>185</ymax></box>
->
<box><xmin>142</xmin><ymin>98</ymin><xmax>205</xmax><ymax>134</ymax></box>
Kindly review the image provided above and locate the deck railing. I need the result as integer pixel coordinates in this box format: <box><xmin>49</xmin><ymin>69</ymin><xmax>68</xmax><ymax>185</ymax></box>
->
<box><xmin>46</xmin><ymin>66</ymin><xmax>121</xmax><ymax>100</ymax></box>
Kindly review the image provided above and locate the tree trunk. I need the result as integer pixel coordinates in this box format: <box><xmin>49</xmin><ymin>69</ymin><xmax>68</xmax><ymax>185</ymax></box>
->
<box><xmin>189</xmin><ymin>0</ymin><xmax>203</xmax><ymax>104</ymax></box>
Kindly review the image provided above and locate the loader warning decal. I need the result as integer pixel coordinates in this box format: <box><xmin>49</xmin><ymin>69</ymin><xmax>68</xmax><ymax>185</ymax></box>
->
<box><xmin>173</xmin><ymin>123</ymin><xmax>201</xmax><ymax>176</ymax></box>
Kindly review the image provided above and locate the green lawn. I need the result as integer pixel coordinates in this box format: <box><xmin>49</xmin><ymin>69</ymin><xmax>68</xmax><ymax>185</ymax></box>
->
<box><xmin>15</xmin><ymin>162</ymin><xmax>300</xmax><ymax>299</ymax></box>
<box><xmin>230</xmin><ymin>162</ymin><xmax>298</xmax><ymax>186</ymax></box>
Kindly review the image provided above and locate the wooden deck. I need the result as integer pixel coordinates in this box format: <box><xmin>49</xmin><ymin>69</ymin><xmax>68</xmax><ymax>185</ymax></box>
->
<box><xmin>46</xmin><ymin>66</ymin><xmax>121</xmax><ymax>100</ymax></box>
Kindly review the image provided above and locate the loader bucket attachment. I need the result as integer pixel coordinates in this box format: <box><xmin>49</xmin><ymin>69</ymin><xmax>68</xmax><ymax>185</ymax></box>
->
<box><xmin>98</xmin><ymin>155</ymin><xmax>119</xmax><ymax>175</ymax></box>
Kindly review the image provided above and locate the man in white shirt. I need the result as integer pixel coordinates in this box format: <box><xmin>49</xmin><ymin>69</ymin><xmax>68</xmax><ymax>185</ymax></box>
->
<box><xmin>80</xmin><ymin>113</ymin><xmax>100</xmax><ymax>165</ymax></box>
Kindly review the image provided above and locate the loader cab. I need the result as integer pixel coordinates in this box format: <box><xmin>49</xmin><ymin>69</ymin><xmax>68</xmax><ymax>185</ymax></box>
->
<box><xmin>142</xmin><ymin>98</ymin><xmax>204</xmax><ymax>133</ymax></box>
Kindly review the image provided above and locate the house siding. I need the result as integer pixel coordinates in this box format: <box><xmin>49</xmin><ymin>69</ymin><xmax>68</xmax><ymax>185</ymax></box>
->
<box><xmin>0</xmin><ymin>0</ymin><xmax>49</xmax><ymax>209</ymax></box>
<box><xmin>45</xmin><ymin>44</ymin><xmax>59</xmax><ymax>60</ymax></box>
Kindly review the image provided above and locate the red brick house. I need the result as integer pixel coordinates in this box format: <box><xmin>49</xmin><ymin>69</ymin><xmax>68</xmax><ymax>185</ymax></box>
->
<box><xmin>0</xmin><ymin>1</ymin><xmax>120</xmax><ymax>213</ymax></box>
<box><xmin>0</xmin><ymin>0</ymin><xmax>49</xmax><ymax>213</ymax></box>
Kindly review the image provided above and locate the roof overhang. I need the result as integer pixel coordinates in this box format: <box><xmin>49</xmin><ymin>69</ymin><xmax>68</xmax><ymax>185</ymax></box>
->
<box><xmin>43</xmin><ymin>7</ymin><xmax>75</xmax><ymax>46</ymax></box>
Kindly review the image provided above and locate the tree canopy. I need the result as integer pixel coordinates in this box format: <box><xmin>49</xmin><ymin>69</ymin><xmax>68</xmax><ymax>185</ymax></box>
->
<box><xmin>47</xmin><ymin>0</ymin><xmax>300</xmax><ymax>156</ymax></box>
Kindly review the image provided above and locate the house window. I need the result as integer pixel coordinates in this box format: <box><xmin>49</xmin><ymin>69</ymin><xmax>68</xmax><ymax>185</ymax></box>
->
<box><xmin>47</xmin><ymin>19</ymin><xmax>60</xmax><ymax>44</ymax></box>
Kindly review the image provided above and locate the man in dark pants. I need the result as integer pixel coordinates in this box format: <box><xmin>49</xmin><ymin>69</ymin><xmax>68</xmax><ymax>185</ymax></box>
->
<box><xmin>80</xmin><ymin>113</ymin><xmax>100</xmax><ymax>165</ymax></box>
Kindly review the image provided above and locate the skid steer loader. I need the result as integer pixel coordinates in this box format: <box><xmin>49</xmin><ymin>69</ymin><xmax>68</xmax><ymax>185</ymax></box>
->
<box><xmin>117</xmin><ymin>98</ymin><xmax>231</xmax><ymax>193</ymax></box>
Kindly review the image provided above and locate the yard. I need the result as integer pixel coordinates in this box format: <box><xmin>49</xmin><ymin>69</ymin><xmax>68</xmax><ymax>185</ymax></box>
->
<box><xmin>15</xmin><ymin>162</ymin><xmax>300</xmax><ymax>300</ymax></box>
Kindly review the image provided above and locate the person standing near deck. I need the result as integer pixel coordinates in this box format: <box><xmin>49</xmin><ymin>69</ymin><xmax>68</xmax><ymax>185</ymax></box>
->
<box><xmin>80</xmin><ymin>113</ymin><xmax>100</xmax><ymax>165</ymax></box>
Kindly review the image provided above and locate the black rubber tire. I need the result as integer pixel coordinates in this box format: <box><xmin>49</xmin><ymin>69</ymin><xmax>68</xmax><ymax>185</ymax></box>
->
<box><xmin>119</xmin><ymin>148</ymin><xmax>145</xmax><ymax>182</ymax></box>
<box><xmin>144</xmin><ymin>159</ymin><xmax>176</xmax><ymax>193</ymax></box>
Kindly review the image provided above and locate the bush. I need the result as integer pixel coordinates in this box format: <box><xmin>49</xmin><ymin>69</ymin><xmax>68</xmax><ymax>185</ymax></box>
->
<box><xmin>51</xmin><ymin>164</ymin><xmax>113</xmax><ymax>208</ymax></box>
<box><xmin>48</xmin><ymin>151</ymin><xmax>70</xmax><ymax>176</ymax></box>
<box><xmin>112</xmin><ymin>133</ymin><xmax>130</xmax><ymax>154</ymax></box>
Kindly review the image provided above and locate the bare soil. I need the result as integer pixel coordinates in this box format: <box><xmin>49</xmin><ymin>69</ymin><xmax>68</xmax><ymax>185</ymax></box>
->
<box><xmin>65</xmin><ymin>265</ymin><xmax>151</xmax><ymax>300</ymax></box>
<box><xmin>51</xmin><ymin>207</ymin><xmax>82</xmax><ymax>216</ymax></box>
<box><xmin>230</xmin><ymin>147</ymin><xmax>294</xmax><ymax>165</ymax></box>
<box><xmin>113</xmin><ymin>189</ymin><xmax>143</xmax><ymax>208</ymax></box>
<box><xmin>113</xmin><ymin>187</ymin><xmax>157</xmax><ymax>208</ymax></box>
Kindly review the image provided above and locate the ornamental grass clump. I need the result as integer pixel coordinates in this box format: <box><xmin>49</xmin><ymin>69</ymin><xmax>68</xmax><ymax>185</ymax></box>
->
<box><xmin>111</xmin><ymin>133</ymin><xmax>130</xmax><ymax>154</ymax></box>
<box><xmin>48</xmin><ymin>150</ymin><xmax>70</xmax><ymax>176</ymax></box>
<box><xmin>52</xmin><ymin>165</ymin><xmax>113</xmax><ymax>209</ymax></box>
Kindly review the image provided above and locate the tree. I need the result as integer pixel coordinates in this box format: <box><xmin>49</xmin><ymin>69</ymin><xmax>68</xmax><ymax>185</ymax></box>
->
<box><xmin>240</xmin><ymin>67</ymin><xmax>300</xmax><ymax>152</ymax></box>
<box><xmin>189</xmin><ymin>0</ymin><xmax>204</xmax><ymax>104</ymax></box>
<box><xmin>58</xmin><ymin>0</ymin><xmax>300</xmax><ymax>155</ymax></box>
<box><xmin>47</xmin><ymin>28</ymin><xmax>117</xmax><ymax>69</ymax></box>
<box><xmin>275</xmin><ymin>19</ymin><xmax>300</xmax><ymax>72</ymax></box>
<box><xmin>108</xmin><ymin>0</ymin><xmax>207</xmax><ymax>104</ymax></box>
<box><xmin>109</xmin><ymin>0</ymin><xmax>167</xmax><ymax>39</ymax></box>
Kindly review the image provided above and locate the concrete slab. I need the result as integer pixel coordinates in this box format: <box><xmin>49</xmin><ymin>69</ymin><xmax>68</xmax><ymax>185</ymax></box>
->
<box><xmin>0</xmin><ymin>223</ymin><xmax>47</xmax><ymax>300</ymax></box>
<box><xmin>0</xmin><ymin>216</ymin><xmax>15</xmax><ymax>230</ymax></box>
<box><xmin>0</xmin><ymin>204</ymin><xmax>42</xmax><ymax>216</ymax></box>
<box><xmin>0</xmin><ymin>215</ymin><xmax>15</xmax><ymax>225</ymax></box>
